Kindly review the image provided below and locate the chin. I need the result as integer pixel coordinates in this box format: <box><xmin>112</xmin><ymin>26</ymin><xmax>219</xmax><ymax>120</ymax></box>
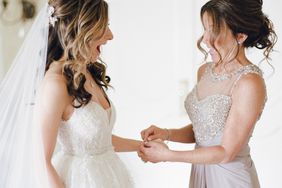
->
<box><xmin>211</xmin><ymin>57</ymin><xmax>219</xmax><ymax>63</ymax></box>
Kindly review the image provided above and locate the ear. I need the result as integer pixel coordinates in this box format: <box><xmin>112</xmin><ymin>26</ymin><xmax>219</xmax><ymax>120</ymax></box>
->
<box><xmin>236</xmin><ymin>33</ymin><xmax>248</xmax><ymax>45</ymax></box>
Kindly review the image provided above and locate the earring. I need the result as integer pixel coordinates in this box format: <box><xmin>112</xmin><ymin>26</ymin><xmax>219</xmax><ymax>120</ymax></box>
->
<box><xmin>237</xmin><ymin>41</ymin><xmax>242</xmax><ymax>45</ymax></box>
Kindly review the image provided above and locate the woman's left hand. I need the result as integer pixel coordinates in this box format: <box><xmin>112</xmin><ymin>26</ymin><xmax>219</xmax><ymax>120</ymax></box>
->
<box><xmin>138</xmin><ymin>139</ymin><xmax>170</xmax><ymax>163</ymax></box>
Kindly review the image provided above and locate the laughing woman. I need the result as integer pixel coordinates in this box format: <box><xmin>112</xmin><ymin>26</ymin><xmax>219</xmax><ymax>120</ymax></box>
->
<box><xmin>139</xmin><ymin>0</ymin><xmax>277</xmax><ymax>187</ymax></box>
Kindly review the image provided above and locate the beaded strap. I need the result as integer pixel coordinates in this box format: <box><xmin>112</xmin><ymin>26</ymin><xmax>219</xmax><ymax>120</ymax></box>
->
<box><xmin>229</xmin><ymin>64</ymin><xmax>263</xmax><ymax>95</ymax></box>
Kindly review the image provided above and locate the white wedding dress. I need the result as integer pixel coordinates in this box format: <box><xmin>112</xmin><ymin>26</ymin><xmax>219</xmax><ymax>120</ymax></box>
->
<box><xmin>52</xmin><ymin>100</ymin><xmax>133</xmax><ymax>188</ymax></box>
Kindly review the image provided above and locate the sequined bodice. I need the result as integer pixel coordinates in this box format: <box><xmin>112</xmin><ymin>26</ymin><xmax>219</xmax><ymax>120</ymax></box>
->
<box><xmin>185</xmin><ymin>88</ymin><xmax>232</xmax><ymax>144</ymax></box>
<box><xmin>57</xmin><ymin>101</ymin><xmax>115</xmax><ymax>156</ymax></box>
<box><xmin>185</xmin><ymin>62</ymin><xmax>264</xmax><ymax>146</ymax></box>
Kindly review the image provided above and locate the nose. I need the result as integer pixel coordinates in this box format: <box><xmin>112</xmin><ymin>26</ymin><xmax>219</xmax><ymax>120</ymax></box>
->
<box><xmin>106</xmin><ymin>27</ymin><xmax>114</xmax><ymax>41</ymax></box>
<box><xmin>202</xmin><ymin>32</ymin><xmax>208</xmax><ymax>46</ymax></box>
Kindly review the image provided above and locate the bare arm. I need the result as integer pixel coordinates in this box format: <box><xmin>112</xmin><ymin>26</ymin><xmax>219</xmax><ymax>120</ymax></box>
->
<box><xmin>140</xmin><ymin>64</ymin><xmax>207</xmax><ymax>144</ymax></box>
<box><xmin>141</xmin><ymin>73</ymin><xmax>266</xmax><ymax>164</ymax></box>
<box><xmin>112</xmin><ymin>135</ymin><xmax>142</xmax><ymax>152</ymax></box>
<box><xmin>168</xmin><ymin>125</ymin><xmax>195</xmax><ymax>143</ymax></box>
<box><xmin>35</xmin><ymin>75</ymin><xmax>70</xmax><ymax>188</ymax></box>
<box><xmin>141</xmin><ymin>124</ymin><xmax>195</xmax><ymax>143</ymax></box>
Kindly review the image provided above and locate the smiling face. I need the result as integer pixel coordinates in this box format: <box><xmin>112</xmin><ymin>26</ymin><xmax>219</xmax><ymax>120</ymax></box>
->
<box><xmin>50</xmin><ymin>0</ymin><xmax>112</xmax><ymax>65</ymax></box>
<box><xmin>89</xmin><ymin>25</ymin><xmax>114</xmax><ymax>62</ymax></box>
<box><xmin>201</xmin><ymin>12</ymin><xmax>238</xmax><ymax>63</ymax></box>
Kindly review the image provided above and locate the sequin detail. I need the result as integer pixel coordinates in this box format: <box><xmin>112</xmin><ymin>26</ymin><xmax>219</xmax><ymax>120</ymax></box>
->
<box><xmin>185</xmin><ymin>88</ymin><xmax>232</xmax><ymax>143</ymax></box>
<box><xmin>52</xmin><ymin>101</ymin><xmax>133</xmax><ymax>187</ymax></box>
<box><xmin>58</xmin><ymin>101</ymin><xmax>114</xmax><ymax>156</ymax></box>
<box><xmin>185</xmin><ymin>63</ymin><xmax>266</xmax><ymax>144</ymax></box>
<box><xmin>209</xmin><ymin>62</ymin><xmax>263</xmax><ymax>82</ymax></box>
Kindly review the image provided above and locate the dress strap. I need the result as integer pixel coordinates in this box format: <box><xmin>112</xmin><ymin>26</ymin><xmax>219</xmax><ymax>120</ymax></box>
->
<box><xmin>229</xmin><ymin>64</ymin><xmax>263</xmax><ymax>96</ymax></box>
<box><xmin>203</xmin><ymin>62</ymin><xmax>213</xmax><ymax>77</ymax></box>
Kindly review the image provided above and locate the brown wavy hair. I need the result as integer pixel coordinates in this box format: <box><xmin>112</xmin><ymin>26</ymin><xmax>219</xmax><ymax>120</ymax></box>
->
<box><xmin>46</xmin><ymin>0</ymin><xmax>111</xmax><ymax>108</ymax></box>
<box><xmin>197</xmin><ymin>0</ymin><xmax>277</xmax><ymax>65</ymax></box>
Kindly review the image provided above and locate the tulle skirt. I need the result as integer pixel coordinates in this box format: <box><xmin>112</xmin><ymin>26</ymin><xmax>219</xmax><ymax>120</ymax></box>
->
<box><xmin>52</xmin><ymin>150</ymin><xmax>133</xmax><ymax>188</ymax></box>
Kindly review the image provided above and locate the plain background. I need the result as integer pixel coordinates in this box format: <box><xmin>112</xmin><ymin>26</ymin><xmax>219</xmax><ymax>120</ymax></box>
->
<box><xmin>1</xmin><ymin>0</ymin><xmax>281</xmax><ymax>187</ymax></box>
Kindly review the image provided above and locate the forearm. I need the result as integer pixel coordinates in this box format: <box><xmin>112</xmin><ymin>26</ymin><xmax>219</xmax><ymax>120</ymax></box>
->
<box><xmin>168</xmin><ymin>124</ymin><xmax>195</xmax><ymax>143</ymax></box>
<box><xmin>167</xmin><ymin>145</ymin><xmax>226</xmax><ymax>164</ymax></box>
<box><xmin>46</xmin><ymin>163</ymin><xmax>65</xmax><ymax>188</ymax></box>
<box><xmin>112</xmin><ymin>135</ymin><xmax>142</xmax><ymax>152</ymax></box>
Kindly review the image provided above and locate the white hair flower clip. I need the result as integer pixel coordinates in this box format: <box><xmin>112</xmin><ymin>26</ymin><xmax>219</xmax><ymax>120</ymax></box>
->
<box><xmin>48</xmin><ymin>5</ymin><xmax>58</xmax><ymax>27</ymax></box>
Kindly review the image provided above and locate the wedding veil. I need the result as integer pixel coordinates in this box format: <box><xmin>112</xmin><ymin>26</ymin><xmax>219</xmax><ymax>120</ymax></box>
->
<box><xmin>0</xmin><ymin>3</ymin><xmax>51</xmax><ymax>188</ymax></box>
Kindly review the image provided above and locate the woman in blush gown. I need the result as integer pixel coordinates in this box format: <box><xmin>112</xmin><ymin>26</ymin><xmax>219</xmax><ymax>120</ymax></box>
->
<box><xmin>138</xmin><ymin>0</ymin><xmax>277</xmax><ymax>187</ymax></box>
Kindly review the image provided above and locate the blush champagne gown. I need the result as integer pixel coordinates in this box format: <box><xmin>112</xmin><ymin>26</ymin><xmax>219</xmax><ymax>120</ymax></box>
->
<box><xmin>185</xmin><ymin>62</ymin><xmax>264</xmax><ymax>188</ymax></box>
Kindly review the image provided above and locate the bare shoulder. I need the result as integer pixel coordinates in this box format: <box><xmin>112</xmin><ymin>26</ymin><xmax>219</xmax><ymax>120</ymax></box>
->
<box><xmin>197</xmin><ymin>63</ymin><xmax>208</xmax><ymax>82</ymax></box>
<box><xmin>232</xmin><ymin>72</ymin><xmax>266</xmax><ymax>107</ymax></box>
<box><xmin>45</xmin><ymin>61</ymin><xmax>64</xmax><ymax>79</ymax></box>
<box><xmin>39</xmin><ymin>62</ymin><xmax>70</xmax><ymax>106</ymax></box>
<box><xmin>236</xmin><ymin>73</ymin><xmax>265</xmax><ymax>94</ymax></box>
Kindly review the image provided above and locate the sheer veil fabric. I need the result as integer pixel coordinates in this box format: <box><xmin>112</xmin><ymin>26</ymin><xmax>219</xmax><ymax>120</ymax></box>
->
<box><xmin>0</xmin><ymin>4</ymin><xmax>51</xmax><ymax>188</ymax></box>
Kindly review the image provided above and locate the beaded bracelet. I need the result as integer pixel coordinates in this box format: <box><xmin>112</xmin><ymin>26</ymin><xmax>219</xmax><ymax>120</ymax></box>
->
<box><xmin>165</xmin><ymin>128</ymin><xmax>170</xmax><ymax>144</ymax></box>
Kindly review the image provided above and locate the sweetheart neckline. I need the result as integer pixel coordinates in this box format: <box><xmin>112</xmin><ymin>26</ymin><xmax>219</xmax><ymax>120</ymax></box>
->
<box><xmin>62</xmin><ymin>100</ymin><xmax>113</xmax><ymax>123</ymax></box>
<box><xmin>193</xmin><ymin>87</ymin><xmax>232</xmax><ymax>103</ymax></box>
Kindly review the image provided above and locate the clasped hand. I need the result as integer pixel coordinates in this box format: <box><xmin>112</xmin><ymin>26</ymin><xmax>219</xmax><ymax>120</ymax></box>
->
<box><xmin>137</xmin><ymin>125</ymin><xmax>171</xmax><ymax>163</ymax></box>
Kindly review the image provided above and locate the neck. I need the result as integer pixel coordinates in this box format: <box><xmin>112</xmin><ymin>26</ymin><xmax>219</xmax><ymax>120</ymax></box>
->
<box><xmin>214</xmin><ymin>47</ymin><xmax>252</xmax><ymax>74</ymax></box>
<box><xmin>218</xmin><ymin>46</ymin><xmax>250</xmax><ymax>66</ymax></box>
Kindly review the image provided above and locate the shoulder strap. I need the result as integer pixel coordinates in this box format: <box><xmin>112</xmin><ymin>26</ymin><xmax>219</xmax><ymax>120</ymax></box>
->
<box><xmin>197</xmin><ymin>62</ymin><xmax>213</xmax><ymax>82</ymax></box>
<box><xmin>203</xmin><ymin>62</ymin><xmax>213</xmax><ymax>76</ymax></box>
<box><xmin>229</xmin><ymin>64</ymin><xmax>263</xmax><ymax>96</ymax></box>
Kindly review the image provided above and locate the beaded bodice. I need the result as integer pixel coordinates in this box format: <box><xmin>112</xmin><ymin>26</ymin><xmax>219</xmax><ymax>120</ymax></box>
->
<box><xmin>185</xmin><ymin>62</ymin><xmax>264</xmax><ymax>145</ymax></box>
<box><xmin>57</xmin><ymin>101</ymin><xmax>115</xmax><ymax>156</ymax></box>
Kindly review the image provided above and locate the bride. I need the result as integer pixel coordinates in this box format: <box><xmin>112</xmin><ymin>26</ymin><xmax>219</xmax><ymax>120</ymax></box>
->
<box><xmin>0</xmin><ymin>0</ymin><xmax>141</xmax><ymax>187</ymax></box>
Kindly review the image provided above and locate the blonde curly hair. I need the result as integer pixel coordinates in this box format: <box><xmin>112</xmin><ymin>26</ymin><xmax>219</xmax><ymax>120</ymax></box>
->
<box><xmin>47</xmin><ymin>0</ymin><xmax>110</xmax><ymax>107</ymax></box>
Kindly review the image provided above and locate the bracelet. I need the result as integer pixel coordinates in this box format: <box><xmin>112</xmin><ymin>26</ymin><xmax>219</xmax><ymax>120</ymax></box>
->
<box><xmin>165</xmin><ymin>128</ymin><xmax>170</xmax><ymax>143</ymax></box>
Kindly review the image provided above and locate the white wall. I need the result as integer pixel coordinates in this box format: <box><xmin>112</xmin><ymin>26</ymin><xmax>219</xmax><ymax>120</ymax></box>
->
<box><xmin>249</xmin><ymin>1</ymin><xmax>282</xmax><ymax>187</ymax></box>
<box><xmin>0</xmin><ymin>26</ymin><xmax>3</xmax><ymax>81</ymax></box>
<box><xmin>105</xmin><ymin>0</ymin><xmax>282</xmax><ymax>188</ymax></box>
<box><xmin>0</xmin><ymin>0</ymin><xmax>35</xmax><ymax>81</ymax></box>
<box><xmin>1</xmin><ymin>0</ymin><xmax>281</xmax><ymax>187</ymax></box>
<box><xmin>104</xmin><ymin>1</ymin><xmax>195</xmax><ymax>187</ymax></box>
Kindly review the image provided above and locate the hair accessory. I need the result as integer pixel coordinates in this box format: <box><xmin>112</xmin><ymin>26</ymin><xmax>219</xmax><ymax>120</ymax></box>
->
<box><xmin>48</xmin><ymin>5</ymin><xmax>58</xmax><ymax>27</ymax></box>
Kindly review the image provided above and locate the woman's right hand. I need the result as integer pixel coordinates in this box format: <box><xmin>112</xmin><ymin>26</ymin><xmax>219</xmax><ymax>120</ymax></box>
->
<box><xmin>141</xmin><ymin>125</ymin><xmax>169</xmax><ymax>142</ymax></box>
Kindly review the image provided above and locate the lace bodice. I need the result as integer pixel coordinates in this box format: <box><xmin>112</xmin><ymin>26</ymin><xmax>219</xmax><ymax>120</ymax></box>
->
<box><xmin>57</xmin><ymin>101</ymin><xmax>115</xmax><ymax>156</ymax></box>
<box><xmin>185</xmin><ymin>62</ymin><xmax>265</xmax><ymax>145</ymax></box>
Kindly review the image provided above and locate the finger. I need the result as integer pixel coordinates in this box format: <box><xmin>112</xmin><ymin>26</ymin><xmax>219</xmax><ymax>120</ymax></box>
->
<box><xmin>139</xmin><ymin>152</ymin><xmax>146</xmax><ymax>159</ymax></box>
<box><xmin>141</xmin><ymin>158</ymin><xmax>148</xmax><ymax>163</ymax></box>
<box><xmin>138</xmin><ymin>145</ymin><xmax>146</xmax><ymax>154</ymax></box>
<box><xmin>141</xmin><ymin>154</ymin><xmax>149</xmax><ymax>162</ymax></box>
<box><xmin>137</xmin><ymin>150</ymin><xmax>143</xmax><ymax>158</ymax></box>
<box><xmin>143</xmin><ymin>129</ymin><xmax>153</xmax><ymax>141</ymax></box>
<box><xmin>138</xmin><ymin>151</ymin><xmax>149</xmax><ymax>162</ymax></box>
<box><xmin>139</xmin><ymin>143</ymin><xmax>147</xmax><ymax>153</ymax></box>
<box><xmin>147</xmin><ymin>134</ymin><xmax>162</xmax><ymax>141</ymax></box>
<box><xmin>143</xmin><ymin>159</ymin><xmax>148</xmax><ymax>163</ymax></box>
<box><xmin>141</xmin><ymin>130</ymin><xmax>145</xmax><ymax>140</ymax></box>
<box><xmin>144</xmin><ymin>141</ymin><xmax>155</xmax><ymax>147</ymax></box>
<box><xmin>146</xmin><ymin>140</ymin><xmax>162</xmax><ymax>148</ymax></box>
<box><xmin>143</xmin><ymin>125</ymin><xmax>157</xmax><ymax>140</ymax></box>
<box><xmin>154</xmin><ymin>138</ymin><xmax>163</xmax><ymax>143</ymax></box>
